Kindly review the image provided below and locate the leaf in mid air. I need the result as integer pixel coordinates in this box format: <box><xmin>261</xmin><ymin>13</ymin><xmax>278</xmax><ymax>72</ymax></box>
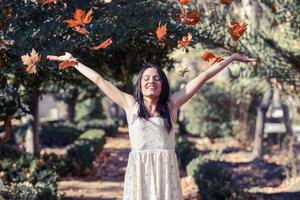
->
<box><xmin>228</xmin><ymin>21</ymin><xmax>247</xmax><ymax>41</ymax></box>
<box><xmin>183</xmin><ymin>10</ymin><xmax>200</xmax><ymax>26</ymax></box>
<box><xmin>220</xmin><ymin>0</ymin><xmax>233</xmax><ymax>5</ymax></box>
<box><xmin>21</xmin><ymin>48</ymin><xmax>41</xmax><ymax>74</ymax></box>
<box><xmin>178</xmin><ymin>32</ymin><xmax>192</xmax><ymax>49</ymax></box>
<box><xmin>201</xmin><ymin>51</ymin><xmax>224</xmax><ymax>66</ymax></box>
<box><xmin>65</xmin><ymin>8</ymin><xmax>93</xmax><ymax>36</ymax></box>
<box><xmin>90</xmin><ymin>38</ymin><xmax>113</xmax><ymax>50</ymax></box>
<box><xmin>179</xmin><ymin>0</ymin><xmax>190</xmax><ymax>4</ymax></box>
<box><xmin>156</xmin><ymin>23</ymin><xmax>167</xmax><ymax>41</ymax></box>
<box><xmin>58</xmin><ymin>60</ymin><xmax>78</xmax><ymax>69</ymax></box>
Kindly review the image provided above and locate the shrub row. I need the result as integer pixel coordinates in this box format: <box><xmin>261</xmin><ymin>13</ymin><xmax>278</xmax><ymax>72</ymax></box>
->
<box><xmin>187</xmin><ymin>156</ymin><xmax>256</xmax><ymax>200</ymax></box>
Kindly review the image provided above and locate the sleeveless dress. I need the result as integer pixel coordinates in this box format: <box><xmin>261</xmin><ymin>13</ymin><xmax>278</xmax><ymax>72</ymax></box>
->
<box><xmin>123</xmin><ymin>102</ymin><xmax>184</xmax><ymax>200</ymax></box>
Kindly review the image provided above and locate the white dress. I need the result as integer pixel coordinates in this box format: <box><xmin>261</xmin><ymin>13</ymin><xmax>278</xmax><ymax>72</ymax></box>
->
<box><xmin>123</xmin><ymin>102</ymin><xmax>184</xmax><ymax>200</ymax></box>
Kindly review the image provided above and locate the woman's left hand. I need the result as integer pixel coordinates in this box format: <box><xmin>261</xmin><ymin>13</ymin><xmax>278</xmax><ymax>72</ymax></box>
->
<box><xmin>232</xmin><ymin>53</ymin><xmax>257</xmax><ymax>63</ymax></box>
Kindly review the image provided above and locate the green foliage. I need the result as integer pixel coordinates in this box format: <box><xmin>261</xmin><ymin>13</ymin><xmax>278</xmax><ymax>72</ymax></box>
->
<box><xmin>175</xmin><ymin>135</ymin><xmax>199</xmax><ymax>170</ymax></box>
<box><xmin>0</xmin><ymin>144</ymin><xmax>23</xmax><ymax>160</ymax></box>
<box><xmin>187</xmin><ymin>156</ymin><xmax>255</xmax><ymax>200</ymax></box>
<box><xmin>181</xmin><ymin>82</ymin><xmax>234</xmax><ymax>140</ymax></box>
<box><xmin>66</xmin><ymin>129</ymin><xmax>106</xmax><ymax>175</ymax></box>
<box><xmin>0</xmin><ymin>154</ymin><xmax>59</xmax><ymax>200</ymax></box>
<box><xmin>77</xmin><ymin>118</ymin><xmax>118</xmax><ymax>137</ymax></box>
<box><xmin>40</xmin><ymin>120</ymin><xmax>82</xmax><ymax>147</ymax></box>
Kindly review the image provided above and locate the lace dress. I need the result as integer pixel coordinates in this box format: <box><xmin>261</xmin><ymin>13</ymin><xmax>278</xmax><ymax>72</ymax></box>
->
<box><xmin>123</xmin><ymin>102</ymin><xmax>184</xmax><ymax>200</ymax></box>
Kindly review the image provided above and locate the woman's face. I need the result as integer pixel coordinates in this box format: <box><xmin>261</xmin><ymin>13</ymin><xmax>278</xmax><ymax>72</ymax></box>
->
<box><xmin>141</xmin><ymin>68</ymin><xmax>162</xmax><ymax>99</ymax></box>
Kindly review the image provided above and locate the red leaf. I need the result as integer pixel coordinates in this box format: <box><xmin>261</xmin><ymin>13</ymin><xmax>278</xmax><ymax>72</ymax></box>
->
<box><xmin>156</xmin><ymin>23</ymin><xmax>167</xmax><ymax>41</ymax></box>
<box><xmin>228</xmin><ymin>21</ymin><xmax>247</xmax><ymax>41</ymax></box>
<box><xmin>58</xmin><ymin>60</ymin><xmax>78</xmax><ymax>69</ymax></box>
<box><xmin>201</xmin><ymin>51</ymin><xmax>224</xmax><ymax>66</ymax></box>
<box><xmin>65</xmin><ymin>8</ymin><xmax>93</xmax><ymax>36</ymax></box>
<box><xmin>179</xmin><ymin>0</ymin><xmax>190</xmax><ymax>4</ymax></box>
<box><xmin>219</xmin><ymin>0</ymin><xmax>233</xmax><ymax>5</ymax></box>
<box><xmin>90</xmin><ymin>39</ymin><xmax>113</xmax><ymax>50</ymax></box>
<box><xmin>178</xmin><ymin>32</ymin><xmax>192</xmax><ymax>49</ymax></box>
<box><xmin>182</xmin><ymin>10</ymin><xmax>200</xmax><ymax>26</ymax></box>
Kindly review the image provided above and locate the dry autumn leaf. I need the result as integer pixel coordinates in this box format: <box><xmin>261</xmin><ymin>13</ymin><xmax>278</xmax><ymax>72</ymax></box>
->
<box><xmin>21</xmin><ymin>48</ymin><xmax>41</xmax><ymax>74</ymax></box>
<box><xmin>90</xmin><ymin>38</ymin><xmax>113</xmax><ymax>50</ymax></box>
<box><xmin>201</xmin><ymin>50</ymin><xmax>224</xmax><ymax>66</ymax></box>
<box><xmin>59</xmin><ymin>60</ymin><xmax>78</xmax><ymax>69</ymax></box>
<box><xmin>220</xmin><ymin>0</ymin><xmax>233</xmax><ymax>5</ymax></box>
<box><xmin>156</xmin><ymin>23</ymin><xmax>167</xmax><ymax>41</ymax></box>
<box><xmin>179</xmin><ymin>0</ymin><xmax>190</xmax><ymax>4</ymax></box>
<box><xmin>178</xmin><ymin>32</ymin><xmax>192</xmax><ymax>49</ymax></box>
<box><xmin>228</xmin><ymin>21</ymin><xmax>247</xmax><ymax>41</ymax></box>
<box><xmin>183</xmin><ymin>10</ymin><xmax>200</xmax><ymax>26</ymax></box>
<box><xmin>65</xmin><ymin>8</ymin><xmax>93</xmax><ymax>37</ymax></box>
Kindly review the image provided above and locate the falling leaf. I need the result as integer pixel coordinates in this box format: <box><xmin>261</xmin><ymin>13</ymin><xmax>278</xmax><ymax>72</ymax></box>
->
<box><xmin>65</xmin><ymin>8</ymin><xmax>93</xmax><ymax>27</ymax></box>
<box><xmin>178</xmin><ymin>67</ymin><xmax>190</xmax><ymax>77</ymax></box>
<box><xmin>21</xmin><ymin>48</ymin><xmax>41</xmax><ymax>74</ymax></box>
<box><xmin>156</xmin><ymin>23</ymin><xmax>167</xmax><ymax>41</ymax></box>
<box><xmin>228</xmin><ymin>21</ymin><xmax>247</xmax><ymax>41</ymax></box>
<box><xmin>90</xmin><ymin>38</ymin><xmax>113</xmax><ymax>50</ymax></box>
<box><xmin>179</xmin><ymin>0</ymin><xmax>190</xmax><ymax>4</ymax></box>
<box><xmin>59</xmin><ymin>60</ymin><xmax>78</xmax><ymax>69</ymax></box>
<box><xmin>220</xmin><ymin>0</ymin><xmax>233</xmax><ymax>5</ymax></box>
<box><xmin>65</xmin><ymin>8</ymin><xmax>93</xmax><ymax>38</ymax></box>
<box><xmin>182</xmin><ymin>10</ymin><xmax>200</xmax><ymax>26</ymax></box>
<box><xmin>201</xmin><ymin>50</ymin><xmax>224</xmax><ymax>66</ymax></box>
<box><xmin>178</xmin><ymin>32</ymin><xmax>192</xmax><ymax>49</ymax></box>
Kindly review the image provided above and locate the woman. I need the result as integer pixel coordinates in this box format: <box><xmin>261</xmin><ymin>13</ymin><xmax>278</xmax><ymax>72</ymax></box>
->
<box><xmin>48</xmin><ymin>52</ymin><xmax>256</xmax><ymax>200</ymax></box>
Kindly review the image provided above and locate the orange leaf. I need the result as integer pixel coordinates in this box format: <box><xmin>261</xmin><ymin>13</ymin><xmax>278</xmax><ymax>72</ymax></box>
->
<box><xmin>219</xmin><ymin>0</ymin><xmax>233</xmax><ymax>5</ymax></box>
<box><xmin>182</xmin><ymin>10</ymin><xmax>200</xmax><ymax>26</ymax></box>
<box><xmin>228</xmin><ymin>21</ymin><xmax>247</xmax><ymax>41</ymax></box>
<box><xmin>178</xmin><ymin>32</ymin><xmax>192</xmax><ymax>49</ymax></box>
<box><xmin>91</xmin><ymin>39</ymin><xmax>113</xmax><ymax>50</ymax></box>
<box><xmin>156</xmin><ymin>23</ymin><xmax>167</xmax><ymax>41</ymax></box>
<box><xmin>179</xmin><ymin>0</ymin><xmax>190</xmax><ymax>4</ymax></box>
<box><xmin>201</xmin><ymin>51</ymin><xmax>224</xmax><ymax>66</ymax></box>
<box><xmin>21</xmin><ymin>48</ymin><xmax>41</xmax><ymax>74</ymax></box>
<box><xmin>59</xmin><ymin>60</ymin><xmax>78</xmax><ymax>70</ymax></box>
<box><xmin>65</xmin><ymin>8</ymin><xmax>93</xmax><ymax>28</ymax></box>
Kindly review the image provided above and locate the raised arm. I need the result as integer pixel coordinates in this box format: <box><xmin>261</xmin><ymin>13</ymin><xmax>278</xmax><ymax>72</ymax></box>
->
<box><xmin>47</xmin><ymin>53</ymin><xmax>136</xmax><ymax>112</ymax></box>
<box><xmin>170</xmin><ymin>53</ymin><xmax>256</xmax><ymax>109</ymax></box>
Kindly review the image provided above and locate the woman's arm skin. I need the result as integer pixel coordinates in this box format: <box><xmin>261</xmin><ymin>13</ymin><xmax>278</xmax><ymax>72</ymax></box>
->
<box><xmin>47</xmin><ymin>53</ymin><xmax>136</xmax><ymax>112</ymax></box>
<box><xmin>170</xmin><ymin>53</ymin><xmax>256</xmax><ymax>110</ymax></box>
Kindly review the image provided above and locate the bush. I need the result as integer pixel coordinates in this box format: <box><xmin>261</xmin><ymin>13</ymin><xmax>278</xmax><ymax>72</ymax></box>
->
<box><xmin>76</xmin><ymin>118</ymin><xmax>118</xmax><ymax>137</ymax></box>
<box><xmin>187</xmin><ymin>156</ymin><xmax>255</xmax><ymax>200</ymax></box>
<box><xmin>180</xmin><ymin>82</ymin><xmax>234</xmax><ymax>140</ymax></box>
<box><xmin>0</xmin><ymin>154</ymin><xmax>59</xmax><ymax>200</ymax></box>
<box><xmin>0</xmin><ymin>144</ymin><xmax>23</xmax><ymax>160</ymax></box>
<box><xmin>175</xmin><ymin>136</ymin><xmax>199</xmax><ymax>170</ymax></box>
<box><xmin>40</xmin><ymin>120</ymin><xmax>82</xmax><ymax>147</ymax></box>
<box><xmin>66</xmin><ymin>129</ymin><xmax>106</xmax><ymax>175</ymax></box>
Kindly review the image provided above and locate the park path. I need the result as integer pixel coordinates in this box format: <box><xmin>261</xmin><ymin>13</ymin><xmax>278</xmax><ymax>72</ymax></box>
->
<box><xmin>58</xmin><ymin>128</ymin><xmax>199</xmax><ymax>200</ymax></box>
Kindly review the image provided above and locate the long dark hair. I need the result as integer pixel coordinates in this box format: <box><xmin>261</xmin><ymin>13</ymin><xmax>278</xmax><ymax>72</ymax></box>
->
<box><xmin>134</xmin><ymin>63</ymin><xmax>173</xmax><ymax>133</ymax></box>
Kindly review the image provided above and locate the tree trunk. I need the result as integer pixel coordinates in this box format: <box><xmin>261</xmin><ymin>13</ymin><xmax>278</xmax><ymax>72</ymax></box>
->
<box><xmin>0</xmin><ymin>116</ymin><xmax>12</xmax><ymax>143</ymax></box>
<box><xmin>67</xmin><ymin>97</ymin><xmax>77</xmax><ymax>123</ymax></box>
<box><xmin>27</xmin><ymin>90</ymin><xmax>40</xmax><ymax>154</ymax></box>
<box><xmin>235</xmin><ymin>95</ymin><xmax>253</xmax><ymax>144</ymax></box>
<box><xmin>252</xmin><ymin>83</ymin><xmax>273</xmax><ymax>159</ymax></box>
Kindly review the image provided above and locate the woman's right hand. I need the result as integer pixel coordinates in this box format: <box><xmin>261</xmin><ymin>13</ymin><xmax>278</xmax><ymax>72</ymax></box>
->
<box><xmin>47</xmin><ymin>52</ymin><xmax>77</xmax><ymax>62</ymax></box>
